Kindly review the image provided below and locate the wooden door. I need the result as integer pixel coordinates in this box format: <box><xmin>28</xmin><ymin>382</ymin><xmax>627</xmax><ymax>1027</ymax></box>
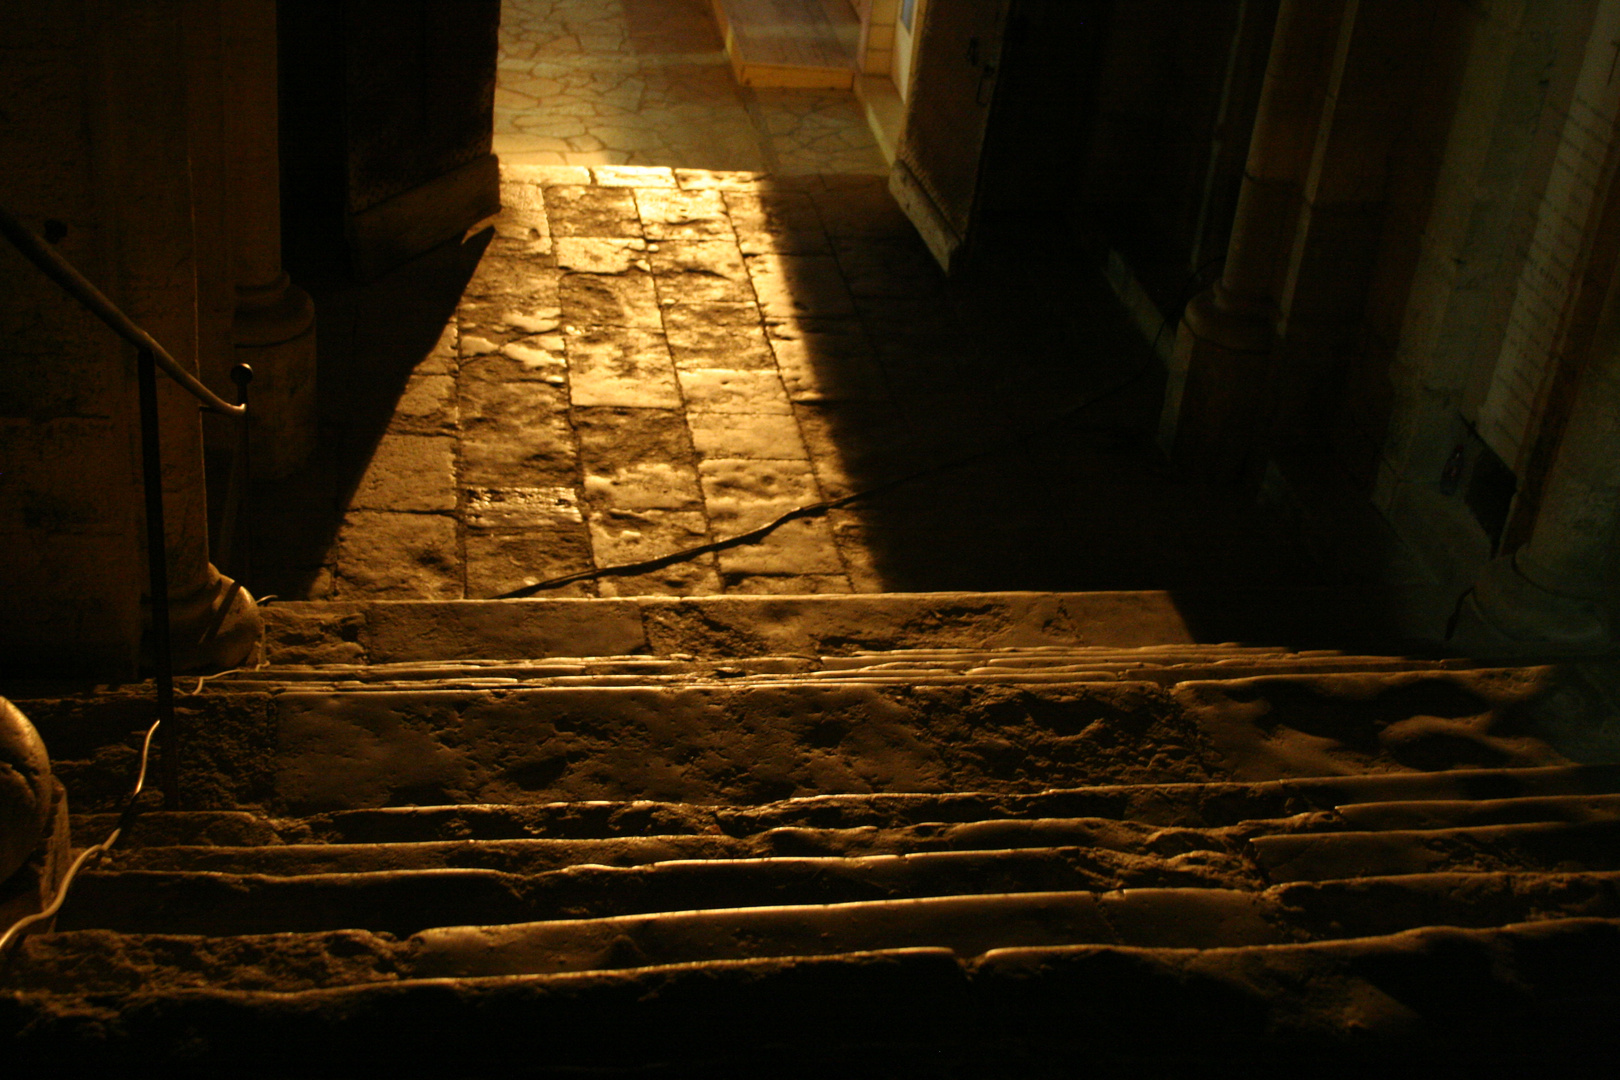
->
<box><xmin>890</xmin><ymin>0</ymin><xmax>1012</xmax><ymax>272</ymax></box>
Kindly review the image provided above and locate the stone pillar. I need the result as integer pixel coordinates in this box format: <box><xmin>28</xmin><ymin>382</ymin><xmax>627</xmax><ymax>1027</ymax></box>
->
<box><xmin>222</xmin><ymin>0</ymin><xmax>317</xmax><ymax>479</ymax></box>
<box><xmin>1469</xmin><ymin>339</ymin><xmax>1620</xmax><ymax>648</ymax></box>
<box><xmin>105</xmin><ymin>1</ymin><xmax>261</xmax><ymax>672</ymax></box>
<box><xmin>1160</xmin><ymin>0</ymin><xmax>1347</xmax><ymax>482</ymax></box>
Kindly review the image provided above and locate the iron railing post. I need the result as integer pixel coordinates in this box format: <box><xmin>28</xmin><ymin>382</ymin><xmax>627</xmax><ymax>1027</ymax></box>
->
<box><xmin>217</xmin><ymin>363</ymin><xmax>254</xmax><ymax>584</ymax></box>
<box><xmin>137</xmin><ymin>348</ymin><xmax>179</xmax><ymax>807</ymax></box>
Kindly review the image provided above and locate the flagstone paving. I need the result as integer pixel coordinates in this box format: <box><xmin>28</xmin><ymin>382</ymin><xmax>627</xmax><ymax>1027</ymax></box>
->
<box><xmin>494</xmin><ymin>0</ymin><xmax>885</xmax><ymax>175</ymax></box>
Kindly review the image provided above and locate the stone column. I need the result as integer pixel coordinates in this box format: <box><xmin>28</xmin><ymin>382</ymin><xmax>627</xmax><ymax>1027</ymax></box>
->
<box><xmin>223</xmin><ymin>0</ymin><xmax>317</xmax><ymax>479</ymax></box>
<box><xmin>1469</xmin><ymin>339</ymin><xmax>1620</xmax><ymax>648</ymax></box>
<box><xmin>1159</xmin><ymin>0</ymin><xmax>1347</xmax><ymax>482</ymax></box>
<box><xmin>105</xmin><ymin>1</ymin><xmax>261</xmax><ymax>672</ymax></box>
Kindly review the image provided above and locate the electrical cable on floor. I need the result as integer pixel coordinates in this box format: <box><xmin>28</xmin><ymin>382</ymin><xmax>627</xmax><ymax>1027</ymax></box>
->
<box><xmin>0</xmin><ymin>717</ymin><xmax>162</xmax><ymax>956</ymax></box>
<box><xmin>494</xmin><ymin>359</ymin><xmax>1156</xmax><ymax>599</ymax></box>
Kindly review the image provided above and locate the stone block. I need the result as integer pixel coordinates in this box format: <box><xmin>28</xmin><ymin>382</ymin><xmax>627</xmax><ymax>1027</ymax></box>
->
<box><xmin>560</xmin><ymin>271</ymin><xmax>661</xmax><ymax>331</ymax></box>
<box><xmin>361</xmin><ymin>599</ymin><xmax>647</xmax><ymax>662</ymax></box>
<box><xmin>648</xmin><ymin>240</ymin><xmax>754</xmax><ymax>304</ymax></box>
<box><xmin>544</xmin><ymin>185</ymin><xmax>642</xmax><ymax>237</ymax></box>
<box><xmin>335</xmin><ymin>511</ymin><xmax>460</xmax><ymax>599</ymax></box>
<box><xmin>387</xmin><ymin>375</ymin><xmax>459</xmax><ymax>435</ymax></box>
<box><xmin>769</xmin><ymin>326</ymin><xmax>889</xmax><ymax>402</ymax></box>
<box><xmin>662</xmin><ymin>308</ymin><xmax>776</xmax><ymax>371</ymax></box>
<box><xmin>675</xmin><ymin>169</ymin><xmax>768</xmax><ymax>190</ymax></box>
<box><xmin>465</xmin><ymin>527</ymin><xmax>596</xmax><ymax>599</ymax></box>
<box><xmin>724</xmin><ymin>574</ymin><xmax>852</xmax><ymax>594</ymax></box>
<box><xmin>591</xmin><ymin>165</ymin><xmax>677</xmax><ymax>187</ymax></box>
<box><xmin>554</xmin><ymin>237</ymin><xmax>650</xmax><ymax>274</ymax></box>
<box><xmin>635</xmin><ymin>188</ymin><xmax>732</xmax><ymax>240</ymax></box>
<box><xmin>746</xmin><ymin>253</ymin><xmax>855</xmax><ymax>319</ymax></box>
<box><xmin>464</xmin><ymin>486</ymin><xmax>583</xmax><ymax>531</ymax></box>
<box><xmin>350</xmin><ymin>434</ymin><xmax>457</xmax><ymax>512</ymax></box>
<box><xmin>723</xmin><ymin>190</ymin><xmax>830</xmax><ymax>255</ymax></box>
<box><xmin>687</xmin><ymin>411</ymin><xmax>810</xmax><ymax>461</ymax></box>
<box><xmin>588</xmin><ymin>508</ymin><xmax>718</xmax><ymax>596</ymax></box>
<box><xmin>701</xmin><ymin>459</ymin><xmax>822</xmax><ymax>533</ymax></box>
<box><xmin>565</xmin><ymin>327</ymin><xmax>681</xmax><ymax>408</ymax></box>
<box><xmin>716</xmin><ymin>517</ymin><xmax>845</xmax><ymax>577</ymax></box>
<box><xmin>678</xmin><ymin>368</ymin><xmax>794</xmax><ymax>414</ymax></box>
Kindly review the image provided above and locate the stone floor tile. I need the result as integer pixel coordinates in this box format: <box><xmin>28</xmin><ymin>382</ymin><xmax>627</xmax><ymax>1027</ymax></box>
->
<box><xmin>554</xmin><ymin>237</ymin><xmax>650</xmax><ymax>274</ymax></box>
<box><xmin>832</xmin><ymin>237</ymin><xmax>944</xmax><ymax>299</ymax></box>
<box><xmin>459</xmin><ymin>380</ymin><xmax>577</xmax><ymax>487</ymax></box>
<box><xmin>661</xmin><ymin>306</ymin><xmax>775</xmax><ymax>370</ymax></box>
<box><xmin>648</xmin><ymin>240</ymin><xmax>754</xmax><ymax>304</ymax></box>
<box><xmin>723</xmin><ymin>573</ymin><xmax>852</xmax><ymax>595</ymax></box>
<box><xmin>768</xmin><ymin>325</ymin><xmax>888</xmax><ymax>403</ymax></box>
<box><xmin>462</xmin><ymin>253</ymin><xmax>559</xmax><ymax>307</ymax></box>
<box><xmin>592</xmin><ymin>165</ymin><xmax>677</xmax><ymax>187</ymax></box>
<box><xmin>809</xmin><ymin>179</ymin><xmax>915</xmax><ymax>239</ymax></box>
<box><xmin>386</xmin><ymin>374</ymin><xmax>459</xmax><ymax>435</ymax></box>
<box><xmin>499</xmin><ymin>162</ymin><xmax>594</xmax><ymax>187</ymax></box>
<box><xmin>678</xmin><ymin>368</ymin><xmax>793</xmax><ymax>414</ymax></box>
<box><xmin>687</xmin><ymin>411</ymin><xmax>810</xmax><ymax>461</ymax></box>
<box><xmin>745</xmin><ymin>253</ymin><xmax>856</xmax><ymax>319</ymax></box>
<box><xmin>415</xmin><ymin>321</ymin><xmax>458</xmax><ymax>376</ymax></box>
<box><xmin>458</xmin><ymin>335</ymin><xmax>569</xmax><ymax>385</ymax></box>
<box><xmin>723</xmin><ymin>191</ymin><xmax>830</xmax><ymax>255</ymax></box>
<box><xmin>335</xmin><ymin>511</ymin><xmax>460</xmax><ymax>599</ymax></box>
<box><xmin>825</xmin><ymin>510</ymin><xmax>889</xmax><ymax>592</ymax></box>
<box><xmin>466</xmin><ymin>527</ymin><xmax>597</xmax><ymax>599</ymax></box>
<box><xmin>350</xmin><ymin>433</ymin><xmax>457</xmax><ymax>512</ymax></box>
<box><xmin>675</xmin><ymin>169</ymin><xmax>769</xmax><ymax>190</ymax></box>
<box><xmin>544</xmin><ymin>185</ymin><xmax>642</xmax><ymax>237</ymax></box>
<box><xmin>715</xmin><ymin>517</ymin><xmax>845</xmax><ymax>576</ymax></box>
<box><xmin>588</xmin><ymin>508</ymin><xmax>719</xmax><ymax>596</ymax></box>
<box><xmin>793</xmin><ymin>401</ymin><xmax>924</xmax><ymax>502</ymax></box>
<box><xmin>464</xmin><ymin>485</ymin><xmax>583</xmax><ymax>532</ymax></box>
<box><xmin>565</xmin><ymin>326</ymin><xmax>681</xmax><ymax>408</ymax></box>
<box><xmin>560</xmin><ymin>271</ymin><xmax>661</xmax><ymax>331</ymax></box>
<box><xmin>700</xmin><ymin>458</ymin><xmax>822</xmax><ymax>533</ymax></box>
<box><xmin>635</xmin><ymin>188</ymin><xmax>732</xmax><ymax>241</ymax></box>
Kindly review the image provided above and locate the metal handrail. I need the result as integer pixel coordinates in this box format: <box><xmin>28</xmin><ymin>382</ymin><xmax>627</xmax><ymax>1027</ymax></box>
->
<box><xmin>0</xmin><ymin>203</ymin><xmax>244</xmax><ymax>418</ymax></box>
<box><xmin>1</xmin><ymin>200</ymin><xmax>256</xmax><ymax>808</ymax></box>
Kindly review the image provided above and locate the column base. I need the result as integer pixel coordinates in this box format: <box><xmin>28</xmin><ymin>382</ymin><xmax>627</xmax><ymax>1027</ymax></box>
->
<box><xmin>1460</xmin><ymin>553</ymin><xmax>1611</xmax><ymax>652</ymax></box>
<box><xmin>1159</xmin><ymin>291</ymin><xmax>1275</xmax><ymax>485</ymax></box>
<box><xmin>145</xmin><ymin>564</ymin><xmax>264</xmax><ymax>674</ymax></box>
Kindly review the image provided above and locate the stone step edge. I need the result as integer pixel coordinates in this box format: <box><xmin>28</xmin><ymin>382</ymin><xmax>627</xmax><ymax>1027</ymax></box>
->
<box><xmin>10</xmin><ymin>921</ymin><xmax>1617</xmax><ymax>1072</ymax></box>
<box><xmin>70</xmin><ymin>764</ymin><xmax>1620</xmax><ymax>846</ymax></box>
<box><xmin>256</xmin><ymin>590</ymin><xmax>1402</xmax><ymax>667</ymax></box>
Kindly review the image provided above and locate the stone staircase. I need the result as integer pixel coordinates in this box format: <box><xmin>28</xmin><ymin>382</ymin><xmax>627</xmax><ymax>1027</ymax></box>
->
<box><xmin>4</xmin><ymin>592</ymin><xmax>1619</xmax><ymax>1075</ymax></box>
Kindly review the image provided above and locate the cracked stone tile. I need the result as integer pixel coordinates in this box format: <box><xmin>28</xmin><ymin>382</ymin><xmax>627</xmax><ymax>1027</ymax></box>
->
<box><xmin>588</xmin><ymin>508</ymin><xmax>720</xmax><ymax>596</ymax></box>
<box><xmin>335</xmin><ymin>511</ymin><xmax>460</xmax><ymax>600</ymax></box>
<box><xmin>768</xmin><ymin>325</ymin><xmax>888</xmax><ymax>403</ymax></box>
<box><xmin>826</xmin><ymin>510</ymin><xmax>888</xmax><ymax>592</ymax></box>
<box><xmin>745</xmin><ymin>253</ymin><xmax>855</xmax><ymax>319</ymax></box>
<box><xmin>466</xmin><ymin>527</ymin><xmax>597</xmax><ymax>600</ymax></box>
<box><xmin>700</xmin><ymin>458</ymin><xmax>821</xmax><ymax>534</ymax></box>
<box><xmin>544</xmin><ymin>185</ymin><xmax>642</xmax><ymax>237</ymax></box>
<box><xmin>635</xmin><ymin>188</ymin><xmax>732</xmax><ymax>240</ymax></box>
<box><xmin>678</xmin><ymin>368</ymin><xmax>793</xmax><ymax>415</ymax></box>
<box><xmin>662</xmin><ymin>306</ymin><xmax>775</xmax><ymax>371</ymax></box>
<box><xmin>724</xmin><ymin>573</ymin><xmax>852</xmax><ymax>595</ymax></box>
<box><xmin>648</xmin><ymin>240</ymin><xmax>753</xmax><ymax>304</ymax></box>
<box><xmin>465</xmin><ymin>486</ymin><xmax>583</xmax><ymax>531</ymax></box>
<box><xmin>555</xmin><ymin>236</ymin><xmax>650</xmax><ymax>273</ymax></box>
<box><xmin>723</xmin><ymin>191</ymin><xmax>830</xmax><ymax>255</ymax></box>
<box><xmin>715</xmin><ymin>517</ymin><xmax>845</xmax><ymax>576</ymax></box>
<box><xmin>565</xmin><ymin>326</ymin><xmax>681</xmax><ymax>408</ymax></box>
<box><xmin>387</xmin><ymin>375</ymin><xmax>459</xmax><ymax>435</ymax></box>
<box><xmin>687</xmin><ymin>411</ymin><xmax>810</xmax><ymax>461</ymax></box>
<box><xmin>575</xmin><ymin>406</ymin><xmax>700</xmax><ymax>512</ymax></box>
<box><xmin>561</xmin><ymin>271</ymin><xmax>661</xmax><ymax>331</ymax></box>
<box><xmin>350</xmin><ymin>433</ymin><xmax>457</xmax><ymax>511</ymax></box>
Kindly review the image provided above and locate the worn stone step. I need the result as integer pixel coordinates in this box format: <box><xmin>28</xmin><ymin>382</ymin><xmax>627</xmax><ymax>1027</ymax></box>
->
<box><xmin>1334</xmin><ymin>792</ymin><xmax>1620</xmax><ymax>830</ymax></box>
<box><xmin>8</xmin><ymin>920</ymin><xmax>1618</xmax><ymax>1075</ymax></box>
<box><xmin>64</xmin><ymin>841</ymin><xmax>1266</xmax><ymax>936</ymax></box>
<box><xmin>70</xmin><ymin>764</ymin><xmax>1620</xmax><ymax>848</ymax></box>
<box><xmin>1252</xmin><ymin>819</ymin><xmax>1620</xmax><ymax>882</ymax></box>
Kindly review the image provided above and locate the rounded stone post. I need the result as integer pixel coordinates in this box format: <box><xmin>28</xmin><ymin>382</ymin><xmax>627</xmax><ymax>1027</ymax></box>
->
<box><xmin>223</xmin><ymin>0</ymin><xmax>317</xmax><ymax>479</ymax></box>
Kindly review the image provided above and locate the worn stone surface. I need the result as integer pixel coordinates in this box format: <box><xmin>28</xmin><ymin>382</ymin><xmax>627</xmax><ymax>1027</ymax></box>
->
<box><xmin>350</xmin><ymin>435</ymin><xmax>457</xmax><ymax>512</ymax></box>
<box><xmin>335</xmin><ymin>513</ymin><xmax>460</xmax><ymax>599</ymax></box>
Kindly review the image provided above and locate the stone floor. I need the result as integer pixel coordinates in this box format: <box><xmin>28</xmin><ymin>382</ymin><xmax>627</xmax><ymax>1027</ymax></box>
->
<box><xmin>493</xmin><ymin>0</ymin><xmax>885</xmax><ymax>174</ymax></box>
<box><xmin>232</xmin><ymin>0</ymin><xmax>1424</xmax><ymax>619</ymax></box>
